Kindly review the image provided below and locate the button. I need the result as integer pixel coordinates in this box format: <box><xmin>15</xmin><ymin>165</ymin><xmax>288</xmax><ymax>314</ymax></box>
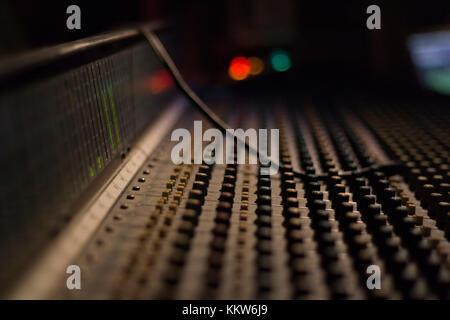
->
<box><xmin>212</xmin><ymin>223</ymin><xmax>228</xmax><ymax>237</ymax></box>
<box><xmin>211</xmin><ymin>237</ymin><xmax>226</xmax><ymax>252</ymax></box>
<box><xmin>257</xmin><ymin>205</ymin><xmax>272</xmax><ymax>216</ymax></box>
<box><xmin>182</xmin><ymin>209</ymin><xmax>198</xmax><ymax>224</ymax></box>
<box><xmin>406</xmin><ymin>203</ymin><xmax>416</xmax><ymax>215</ymax></box>
<box><xmin>284</xmin><ymin>207</ymin><xmax>301</xmax><ymax>218</ymax></box>
<box><xmin>178</xmin><ymin>221</ymin><xmax>195</xmax><ymax>237</ymax></box>
<box><xmin>333</xmin><ymin>193</ymin><xmax>350</xmax><ymax>210</ymax></box>
<box><xmin>351</xmin><ymin>177</ymin><xmax>366</xmax><ymax>190</ymax></box>
<box><xmin>256</xmin><ymin>240</ymin><xmax>272</xmax><ymax>254</ymax></box>
<box><xmin>173</xmin><ymin>233</ymin><xmax>190</xmax><ymax>250</ymax></box>
<box><xmin>193</xmin><ymin>181</ymin><xmax>206</xmax><ymax>195</ymax></box>
<box><xmin>291</xmin><ymin>258</ymin><xmax>311</xmax><ymax>276</ymax></box>
<box><xmin>331</xmin><ymin>184</ymin><xmax>346</xmax><ymax>201</ymax></box>
<box><xmin>217</xmin><ymin>201</ymin><xmax>232</xmax><ymax>213</ymax></box>
<box><xmin>316</xmin><ymin>220</ymin><xmax>333</xmax><ymax>233</ymax></box>
<box><xmin>399</xmin><ymin>263</ymin><xmax>419</xmax><ymax>290</ymax></box>
<box><xmin>186</xmin><ymin>199</ymin><xmax>202</xmax><ymax>213</ymax></box>
<box><xmin>404</xmin><ymin>227</ymin><xmax>423</xmax><ymax>248</ymax></box>
<box><xmin>392</xmin><ymin>206</ymin><xmax>408</xmax><ymax>224</ymax></box>
<box><xmin>346</xmin><ymin>222</ymin><xmax>365</xmax><ymax>238</ymax></box>
<box><xmin>436</xmin><ymin>202</ymin><xmax>450</xmax><ymax>229</ymax></box>
<box><xmin>309</xmin><ymin>199</ymin><xmax>326</xmax><ymax>213</ymax></box>
<box><xmin>281</xmin><ymin>164</ymin><xmax>294</xmax><ymax>173</ymax></box>
<box><xmin>381</xmin><ymin>188</ymin><xmax>396</xmax><ymax>204</ymax></box>
<box><xmin>189</xmin><ymin>189</ymin><xmax>204</xmax><ymax>203</ymax></box>
<box><xmin>368</xmin><ymin>213</ymin><xmax>387</xmax><ymax>230</ymax></box>
<box><xmin>286</xmin><ymin>230</ymin><xmax>305</xmax><ymax>243</ymax></box>
<box><xmin>164</xmin><ymin>265</ymin><xmax>181</xmax><ymax>285</ymax></box>
<box><xmin>282</xmin><ymin>171</ymin><xmax>295</xmax><ymax>182</ymax></box>
<box><xmin>321</xmin><ymin>246</ymin><xmax>339</xmax><ymax>264</ymax></box>
<box><xmin>293</xmin><ymin>277</ymin><xmax>312</xmax><ymax>296</ymax></box>
<box><xmin>309</xmin><ymin>190</ymin><xmax>323</xmax><ymax>201</ymax></box>
<box><xmin>259</xmin><ymin>178</ymin><xmax>271</xmax><ymax>187</ymax></box>
<box><xmin>221</xmin><ymin>183</ymin><xmax>235</xmax><ymax>193</ymax></box>
<box><xmin>445</xmin><ymin>213</ymin><xmax>450</xmax><ymax>239</ymax></box>
<box><xmin>366</xmin><ymin>204</ymin><xmax>382</xmax><ymax>218</ymax></box>
<box><xmin>256</xmin><ymin>215</ymin><xmax>271</xmax><ymax>227</ymax></box>
<box><xmin>284</xmin><ymin>197</ymin><xmax>299</xmax><ymax>209</ymax></box>
<box><xmin>325</xmin><ymin>261</ymin><xmax>345</xmax><ymax>283</ymax></box>
<box><xmin>288</xmin><ymin>243</ymin><xmax>308</xmax><ymax>258</ymax></box>
<box><xmin>256</xmin><ymin>227</ymin><xmax>272</xmax><ymax>240</ymax></box>
<box><xmin>373</xmin><ymin>224</ymin><xmax>393</xmax><ymax>242</ymax></box>
<box><xmin>223</xmin><ymin>175</ymin><xmax>236</xmax><ymax>184</ymax></box>
<box><xmin>284</xmin><ymin>188</ymin><xmax>297</xmax><ymax>199</ymax></box>
<box><xmin>375</xmin><ymin>179</ymin><xmax>390</xmax><ymax>196</ymax></box>
<box><xmin>215</xmin><ymin>211</ymin><xmax>231</xmax><ymax>224</ymax></box>
<box><xmin>208</xmin><ymin>252</ymin><xmax>224</xmax><ymax>270</ymax></box>
<box><xmin>257</xmin><ymin>195</ymin><xmax>272</xmax><ymax>206</ymax></box>
<box><xmin>257</xmin><ymin>272</ymin><xmax>272</xmax><ymax>293</ymax></box>
<box><xmin>194</xmin><ymin>172</ymin><xmax>208</xmax><ymax>184</ymax></box>
<box><xmin>286</xmin><ymin>218</ymin><xmax>302</xmax><ymax>230</ymax></box>
<box><xmin>423</xmin><ymin>192</ymin><xmax>442</xmax><ymax>211</ymax></box>
<box><xmin>259</xmin><ymin>186</ymin><xmax>271</xmax><ymax>196</ymax></box>
<box><xmin>355</xmin><ymin>247</ymin><xmax>374</xmax><ymax>272</ymax></box>
<box><xmin>328</xmin><ymin>175</ymin><xmax>342</xmax><ymax>188</ymax></box>
<box><xmin>169</xmin><ymin>248</ymin><xmax>187</xmax><ymax>266</ymax></box>
<box><xmin>342</xmin><ymin>211</ymin><xmax>358</xmax><ymax>226</ymax></box>
<box><xmin>418</xmin><ymin>183</ymin><xmax>434</xmax><ymax>201</ymax></box>
<box><xmin>350</xmin><ymin>234</ymin><xmax>370</xmax><ymax>253</ymax></box>
<box><xmin>380</xmin><ymin>237</ymin><xmax>401</xmax><ymax>256</ymax></box>
<box><xmin>335</xmin><ymin>202</ymin><xmax>354</xmax><ymax>219</ymax></box>
<box><xmin>219</xmin><ymin>192</ymin><xmax>234</xmax><ymax>203</ymax></box>
<box><xmin>199</xmin><ymin>165</ymin><xmax>211</xmax><ymax>176</ymax></box>
<box><xmin>282</xmin><ymin>180</ymin><xmax>296</xmax><ymax>190</ymax></box>
<box><xmin>306</xmin><ymin>182</ymin><xmax>320</xmax><ymax>197</ymax></box>
<box><xmin>358</xmin><ymin>196</ymin><xmax>376</xmax><ymax>218</ymax></box>
<box><xmin>257</xmin><ymin>255</ymin><xmax>272</xmax><ymax>272</ymax></box>
<box><xmin>317</xmin><ymin>229</ymin><xmax>336</xmax><ymax>249</ymax></box>
<box><xmin>356</xmin><ymin>186</ymin><xmax>371</xmax><ymax>200</ymax></box>
<box><xmin>311</xmin><ymin>209</ymin><xmax>329</xmax><ymax>223</ymax></box>
<box><xmin>224</xmin><ymin>167</ymin><xmax>236</xmax><ymax>176</ymax></box>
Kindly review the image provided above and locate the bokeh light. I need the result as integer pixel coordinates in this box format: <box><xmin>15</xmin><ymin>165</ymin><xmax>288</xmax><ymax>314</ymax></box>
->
<box><xmin>149</xmin><ymin>69</ymin><xmax>173</xmax><ymax>94</ymax></box>
<box><xmin>248</xmin><ymin>56</ymin><xmax>264</xmax><ymax>75</ymax></box>
<box><xmin>270</xmin><ymin>49</ymin><xmax>291</xmax><ymax>72</ymax></box>
<box><xmin>229</xmin><ymin>56</ymin><xmax>251</xmax><ymax>80</ymax></box>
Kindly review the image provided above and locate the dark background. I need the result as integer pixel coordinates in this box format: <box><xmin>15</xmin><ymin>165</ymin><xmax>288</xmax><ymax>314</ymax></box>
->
<box><xmin>1</xmin><ymin>0</ymin><xmax>450</xmax><ymax>89</ymax></box>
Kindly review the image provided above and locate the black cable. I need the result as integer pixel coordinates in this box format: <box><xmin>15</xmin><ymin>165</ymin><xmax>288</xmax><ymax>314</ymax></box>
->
<box><xmin>140</xmin><ymin>26</ymin><xmax>405</xmax><ymax>181</ymax></box>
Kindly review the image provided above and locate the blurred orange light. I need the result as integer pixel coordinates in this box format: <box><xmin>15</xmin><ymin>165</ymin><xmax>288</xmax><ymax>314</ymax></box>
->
<box><xmin>248</xmin><ymin>57</ymin><xmax>264</xmax><ymax>75</ymax></box>
<box><xmin>229</xmin><ymin>56</ymin><xmax>251</xmax><ymax>81</ymax></box>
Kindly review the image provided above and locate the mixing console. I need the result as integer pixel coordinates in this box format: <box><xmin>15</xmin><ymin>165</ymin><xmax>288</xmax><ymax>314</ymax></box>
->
<box><xmin>1</xmin><ymin>28</ymin><xmax>449</xmax><ymax>300</ymax></box>
<box><xmin>47</xmin><ymin>97</ymin><xmax>450</xmax><ymax>299</ymax></box>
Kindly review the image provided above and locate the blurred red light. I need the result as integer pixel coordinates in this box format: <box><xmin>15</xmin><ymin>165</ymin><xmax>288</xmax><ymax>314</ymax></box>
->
<box><xmin>149</xmin><ymin>69</ymin><xmax>173</xmax><ymax>94</ymax></box>
<box><xmin>229</xmin><ymin>57</ymin><xmax>251</xmax><ymax>80</ymax></box>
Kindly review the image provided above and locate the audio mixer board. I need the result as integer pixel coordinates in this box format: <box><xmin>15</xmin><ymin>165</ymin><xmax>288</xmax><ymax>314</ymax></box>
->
<box><xmin>1</xmin><ymin>28</ymin><xmax>450</xmax><ymax>300</ymax></box>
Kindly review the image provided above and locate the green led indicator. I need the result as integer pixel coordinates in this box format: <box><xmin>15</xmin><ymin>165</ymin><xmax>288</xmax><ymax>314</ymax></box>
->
<box><xmin>97</xmin><ymin>156</ymin><xmax>102</xmax><ymax>169</ymax></box>
<box><xmin>109</xmin><ymin>88</ymin><xmax>121</xmax><ymax>147</ymax></box>
<box><xmin>89</xmin><ymin>167</ymin><xmax>94</xmax><ymax>177</ymax></box>
<box><xmin>270</xmin><ymin>49</ymin><xmax>291</xmax><ymax>72</ymax></box>
<box><xmin>102</xmin><ymin>92</ymin><xmax>115</xmax><ymax>153</ymax></box>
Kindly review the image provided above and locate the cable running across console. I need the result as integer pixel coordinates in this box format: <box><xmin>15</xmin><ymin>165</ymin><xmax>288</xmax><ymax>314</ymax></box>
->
<box><xmin>140</xmin><ymin>26</ymin><xmax>405</xmax><ymax>181</ymax></box>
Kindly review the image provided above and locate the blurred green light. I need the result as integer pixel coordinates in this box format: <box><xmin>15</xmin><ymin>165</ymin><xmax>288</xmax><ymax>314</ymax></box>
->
<box><xmin>270</xmin><ymin>49</ymin><xmax>291</xmax><ymax>72</ymax></box>
<box><xmin>425</xmin><ymin>68</ymin><xmax>450</xmax><ymax>95</ymax></box>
